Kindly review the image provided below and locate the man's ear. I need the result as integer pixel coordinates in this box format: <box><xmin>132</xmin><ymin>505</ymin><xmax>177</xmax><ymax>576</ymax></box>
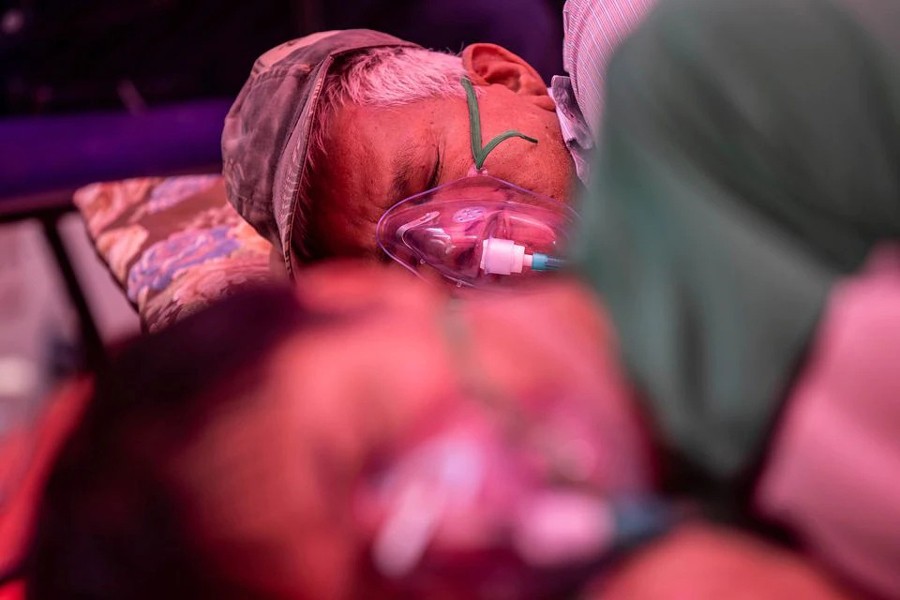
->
<box><xmin>462</xmin><ymin>43</ymin><xmax>556</xmax><ymax>111</ymax></box>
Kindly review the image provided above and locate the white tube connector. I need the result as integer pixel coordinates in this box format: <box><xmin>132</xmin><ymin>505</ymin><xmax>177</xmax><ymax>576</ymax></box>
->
<box><xmin>481</xmin><ymin>238</ymin><xmax>530</xmax><ymax>275</ymax></box>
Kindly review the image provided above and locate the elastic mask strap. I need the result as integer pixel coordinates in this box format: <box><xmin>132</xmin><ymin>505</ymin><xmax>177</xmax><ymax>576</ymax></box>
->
<box><xmin>461</xmin><ymin>77</ymin><xmax>538</xmax><ymax>172</ymax></box>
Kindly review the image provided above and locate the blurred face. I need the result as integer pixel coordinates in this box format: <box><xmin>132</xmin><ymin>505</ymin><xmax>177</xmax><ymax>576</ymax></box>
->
<box><xmin>305</xmin><ymin>75</ymin><xmax>575</xmax><ymax>259</ymax></box>
<box><xmin>173</xmin><ymin>265</ymin><xmax>653</xmax><ymax>598</ymax></box>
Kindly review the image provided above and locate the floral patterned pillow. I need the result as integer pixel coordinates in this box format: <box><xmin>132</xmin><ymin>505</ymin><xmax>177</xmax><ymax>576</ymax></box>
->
<box><xmin>75</xmin><ymin>175</ymin><xmax>274</xmax><ymax>332</ymax></box>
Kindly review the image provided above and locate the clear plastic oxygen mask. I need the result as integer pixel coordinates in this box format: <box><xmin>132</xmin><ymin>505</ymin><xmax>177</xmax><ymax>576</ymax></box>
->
<box><xmin>377</xmin><ymin>78</ymin><xmax>579</xmax><ymax>289</ymax></box>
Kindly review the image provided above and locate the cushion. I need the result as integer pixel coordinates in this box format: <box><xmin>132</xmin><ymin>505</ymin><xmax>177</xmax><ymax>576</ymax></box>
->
<box><xmin>74</xmin><ymin>175</ymin><xmax>273</xmax><ymax>332</ymax></box>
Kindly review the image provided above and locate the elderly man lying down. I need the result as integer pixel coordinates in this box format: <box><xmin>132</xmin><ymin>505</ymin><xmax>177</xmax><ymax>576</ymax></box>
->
<box><xmin>222</xmin><ymin>30</ymin><xmax>574</xmax><ymax>287</ymax></box>
<box><xmin>222</xmin><ymin>2</ymin><xmax>654</xmax><ymax>286</ymax></box>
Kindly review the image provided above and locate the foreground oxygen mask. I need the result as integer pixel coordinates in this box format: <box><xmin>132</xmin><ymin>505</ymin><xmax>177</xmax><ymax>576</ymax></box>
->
<box><xmin>377</xmin><ymin>175</ymin><xmax>577</xmax><ymax>288</ymax></box>
<box><xmin>376</xmin><ymin>77</ymin><xmax>579</xmax><ymax>290</ymax></box>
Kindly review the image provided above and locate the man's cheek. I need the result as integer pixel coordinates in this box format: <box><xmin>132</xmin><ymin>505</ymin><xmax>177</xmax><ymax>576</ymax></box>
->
<box><xmin>321</xmin><ymin>214</ymin><xmax>380</xmax><ymax>256</ymax></box>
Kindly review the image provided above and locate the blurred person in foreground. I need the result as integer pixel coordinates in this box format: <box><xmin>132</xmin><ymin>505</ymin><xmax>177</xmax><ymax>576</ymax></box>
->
<box><xmin>22</xmin><ymin>264</ymin><xmax>848</xmax><ymax>599</ymax></box>
<box><xmin>222</xmin><ymin>1</ymin><xmax>656</xmax><ymax>282</ymax></box>
<box><xmin>575</xmin><ymin>0</ymin><xmax>900</xmax><ymax>596</ymax></box>
<box><xmin>25</xmin><ymin>265</ymin><xmax>652</xmax><ymax>597</ymax></box>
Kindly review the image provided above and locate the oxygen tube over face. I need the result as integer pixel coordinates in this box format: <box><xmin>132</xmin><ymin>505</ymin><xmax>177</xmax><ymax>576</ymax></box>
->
<box><xmin>376</xmin><ymin>78</ymin><xmax>576</xmax><ymax>289</ymax></box>
<box><xmin>459</xmin><ymin>76</ymin><xmax>568</xmax><ymax>277</ymax></box>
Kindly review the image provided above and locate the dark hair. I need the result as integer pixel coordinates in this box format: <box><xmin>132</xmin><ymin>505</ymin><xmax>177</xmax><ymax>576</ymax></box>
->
<box><xmin>25</xmin><ymin>285</ymin><xmax>320</xmax><ymax>599</ymax></box>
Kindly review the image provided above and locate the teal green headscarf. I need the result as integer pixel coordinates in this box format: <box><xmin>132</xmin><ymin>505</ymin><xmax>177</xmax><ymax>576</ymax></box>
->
<box><xmin>575</xmin><ymin>0</ymin><xmax>900</xmax><ymax>486</ymax></box>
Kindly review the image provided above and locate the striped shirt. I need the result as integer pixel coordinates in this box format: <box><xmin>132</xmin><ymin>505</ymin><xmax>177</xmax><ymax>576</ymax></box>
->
<box><xmin>550</xmin><ymin>0</ymin><xmax>656</xmax><ymax>182</ymax></box>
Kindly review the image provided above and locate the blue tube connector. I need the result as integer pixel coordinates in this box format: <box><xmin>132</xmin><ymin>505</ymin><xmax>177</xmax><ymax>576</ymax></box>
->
<box><xmin>530</xmin><ymin>253</ymin><xmax>566</xmax><ymax>271</ymax></box>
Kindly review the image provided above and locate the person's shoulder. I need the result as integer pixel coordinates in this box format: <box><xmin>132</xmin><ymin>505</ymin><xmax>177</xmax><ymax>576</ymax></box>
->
<box><xmin>811</xmin><ymin>244</ymin><xmax>900</xmax><ymax>388</ymax></box>
<box><xmin>756</xmin><ymin>243</ymin><xmax>900</xmax><ymax>599</ymax></box>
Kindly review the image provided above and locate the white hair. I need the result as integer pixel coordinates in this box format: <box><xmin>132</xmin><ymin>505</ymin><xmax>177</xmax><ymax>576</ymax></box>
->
<box><xmin>298</xmin><ymin>47</ymin><xmax>470</xmax><ymax>259</ymax></box>
<box><xmin>326</xmin><ymin>46</ymin><xmax>468</xmax><ymax>108</ymax></box>
<box><xmin>309</xmin><ymin>47</ymin><xmax>468</xmax><ymax>169</ymax></box>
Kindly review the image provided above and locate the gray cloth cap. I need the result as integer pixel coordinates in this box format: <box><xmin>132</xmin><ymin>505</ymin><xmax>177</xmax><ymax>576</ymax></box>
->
<box><xmin>222</xmin><ymin>30</ymin><xmax>420</xmax><ymax>276</ymax></box>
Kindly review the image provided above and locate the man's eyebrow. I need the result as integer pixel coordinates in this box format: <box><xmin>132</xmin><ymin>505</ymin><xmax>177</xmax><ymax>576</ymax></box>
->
<box><xmin>426</xmin><ymin>148</ymin><xmax>442</xmax><ymax>190</ymax></box>
<box><xmin>389</xmin><ymin>145</ymin><xmax>441</xmax><ymax>204</ymax></box>
<box><xmin>389</xmin><ymin>146</ymin><xmax>419</xmax><ymax>204</ymax></box>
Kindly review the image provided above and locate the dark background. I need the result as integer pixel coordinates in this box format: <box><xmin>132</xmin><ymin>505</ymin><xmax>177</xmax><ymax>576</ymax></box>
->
<box><xmin>1</xmin><ymin>0</ymin><xmax>565</xmax><ymax>116</ymax></box>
